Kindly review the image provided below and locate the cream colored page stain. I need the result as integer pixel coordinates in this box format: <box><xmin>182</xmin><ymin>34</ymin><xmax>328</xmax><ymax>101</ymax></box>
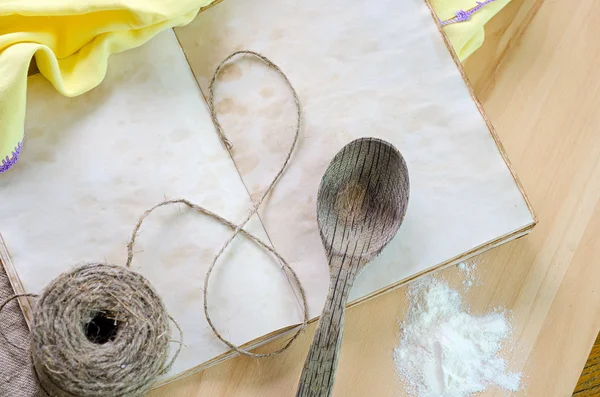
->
<box><xmin>175</xmin><ymin>0</ymin><xmax>534</xmax><ymax>316</ymax></box>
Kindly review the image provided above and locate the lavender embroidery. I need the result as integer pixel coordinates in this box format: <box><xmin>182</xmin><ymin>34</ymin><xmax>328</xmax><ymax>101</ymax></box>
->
<box><xmin>0</xmin><ymin>140</ymin><xmax>24</xmax><ymax>173</ymax></box>
<box><xmin>440</xmin><ymin>0</ymin><xmax>496</xmax><ymax>26</ymax></box>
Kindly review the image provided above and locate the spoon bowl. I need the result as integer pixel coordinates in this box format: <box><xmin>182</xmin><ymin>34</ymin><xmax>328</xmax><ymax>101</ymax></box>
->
<box><xmin>317</xmin><ymin>137</ymin><xmax>409</xmax><ymax>261</ymax></box>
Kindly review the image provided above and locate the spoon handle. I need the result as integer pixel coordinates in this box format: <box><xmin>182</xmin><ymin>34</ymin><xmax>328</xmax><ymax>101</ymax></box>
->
<box><xmin>296</xmin><ymin>258</ymin><xmax>360</xmax><ymax>397</ymax></box>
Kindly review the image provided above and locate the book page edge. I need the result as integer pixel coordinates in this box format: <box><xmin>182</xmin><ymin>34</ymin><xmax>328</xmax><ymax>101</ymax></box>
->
<box><xmin>0</xmin><ymin>219</ymin><xmax>534</xmax><ymax>388</ymax></box>
<box><xmin>422</xmin><ymin>0</ymin><xmax>538</xmax><ymax>224</ymax></box>
<box><xmin>152</xmin><ymin>220</ymin><xmax>535</xmax><ymax>387</ymax></box>
<box><xmin>0</xmin><ymin>234</ymin><xmax>33</xmax><ymax>330</ymax></box>
<box><xmin>0</xmin><ymin>222</ymin><xmax>534</xmax><ymax>388</ymax></box>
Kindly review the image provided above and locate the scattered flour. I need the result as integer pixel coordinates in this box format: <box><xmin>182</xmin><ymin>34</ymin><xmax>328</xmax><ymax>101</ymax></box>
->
<box><xmin>393</xmin><ymin>277</ymin><xmax>521</xmax><ymax>397</ymax></box>
<box><xmin>457</xmin><ymin>261</ymin><xmax>477</xmax><ymax>289</ymax></box>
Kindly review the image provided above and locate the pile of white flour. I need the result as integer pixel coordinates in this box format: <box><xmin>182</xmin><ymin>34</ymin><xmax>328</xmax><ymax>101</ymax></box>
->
<box><xmin>393</xmin><ymin>273</ymin><xmax>521</xmax><ymax>397</ymax></box>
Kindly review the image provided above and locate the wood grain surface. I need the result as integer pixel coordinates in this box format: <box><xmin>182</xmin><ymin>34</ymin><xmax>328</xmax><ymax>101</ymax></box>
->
<box><xmin>149</xmin><ymin>0</ymin><xmax>600</xmax><ymax>395</ymax></box>
<box><xmin>574</xmin><ymin>334</ymin><xmax>600</xmax><ymax>396</ymax></box>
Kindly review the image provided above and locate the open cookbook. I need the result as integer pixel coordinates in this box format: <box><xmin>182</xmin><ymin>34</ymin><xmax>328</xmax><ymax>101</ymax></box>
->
<box><xmin>0</xmin><ymin>0</ymin><xmax>535</xmax><ymax>385</ymax></box>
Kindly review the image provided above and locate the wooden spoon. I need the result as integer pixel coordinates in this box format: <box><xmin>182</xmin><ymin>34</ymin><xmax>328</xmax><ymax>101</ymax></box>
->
<box><xmin>296</xmin><ymin>137</ymin><xmax>409</xmax><ymax>397</ymax></box>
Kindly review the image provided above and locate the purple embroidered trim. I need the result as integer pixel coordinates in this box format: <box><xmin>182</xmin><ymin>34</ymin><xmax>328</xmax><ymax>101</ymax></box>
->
<box><xmin>0</xmin><ymin>140</ymin><xmax>24</xmax><ymax>173</ymax></box>
<box><xmin>440</xmin><ymin>0</ymin><xmax>496</xmax><ymax>26</ymax></box>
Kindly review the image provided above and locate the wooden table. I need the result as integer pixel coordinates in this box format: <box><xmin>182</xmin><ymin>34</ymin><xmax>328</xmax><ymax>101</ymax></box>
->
<box><xmin>150</xmin><ymin>0</ymin><xmax>600</xmax><ymax>395</ymax></box>
<box><xmin>575</xmin><ymin>334</ymin><xmax>600</xmax><ymax>396</ymax></box>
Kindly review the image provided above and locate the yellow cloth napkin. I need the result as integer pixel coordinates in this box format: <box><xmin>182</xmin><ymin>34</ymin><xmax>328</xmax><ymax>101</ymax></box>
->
<box><xmin>0</xmin><ymin>0</ymin><xmax>216</xmax><ymax>172</ymax></box>
<box><xmin>0</xmin><ymin>0</ymin><xmax>508</xmax><ymax>173</ymax></box>
<box><xmin>431</xmin><ymin>0</ymin><xmax>511</xmax><ymax>60</ymax></box>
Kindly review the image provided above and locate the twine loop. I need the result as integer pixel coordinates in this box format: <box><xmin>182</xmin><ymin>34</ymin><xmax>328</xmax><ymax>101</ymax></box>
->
<box><xmin>128</xmin><ymin>51</ymin><xmax>309</xmax><ymax>358</ymax></box>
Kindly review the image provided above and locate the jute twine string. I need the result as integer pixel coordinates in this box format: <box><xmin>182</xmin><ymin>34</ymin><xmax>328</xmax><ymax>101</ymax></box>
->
<box><xmin>127</xmin><ymin>50</ymin><xmax>309</xmax><ymax>357</ymax></box>
<box><xmin>0</xmin><ymin>293</ymin><xmax>38</xmax><ymax>351</ymax></box>
<box><xmin>0</xmin><ymin>50</ymin><xmax>308</xmax><ymax>396</ymax></box>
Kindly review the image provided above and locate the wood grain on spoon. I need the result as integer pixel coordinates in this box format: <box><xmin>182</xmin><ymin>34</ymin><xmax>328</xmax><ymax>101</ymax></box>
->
<box><xmin>297</xmin><ymin>137</ymin><xmax>409</xmax><ymax>397</ymax></box>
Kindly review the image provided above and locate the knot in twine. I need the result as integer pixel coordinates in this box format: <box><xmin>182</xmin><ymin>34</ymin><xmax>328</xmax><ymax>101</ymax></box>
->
<box><xmin>0</xmin><ymin>51</ymin><xmax>308</xmax><ymax>396</ymax></box>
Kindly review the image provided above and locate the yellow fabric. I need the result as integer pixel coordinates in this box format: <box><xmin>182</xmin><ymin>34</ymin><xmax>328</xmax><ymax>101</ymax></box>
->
<box><xmin>431</xmin><ymin>0</ymin><xmax>511</xmax><ymax>60</ymax></box>
<box><xmin>0</xmin><ymin>0</ymin><xmax>508</xmax><ymax>172</ymax></box>
<box><xmin>0</xmin><ymin>0</ymin><xmax>216</xmax><ymax>172</ymax></box>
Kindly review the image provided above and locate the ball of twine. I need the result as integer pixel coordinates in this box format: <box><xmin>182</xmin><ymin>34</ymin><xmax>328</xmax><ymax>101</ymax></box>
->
<box><xmin>30</xmin><ymin>263</ymin><xmax>180</xmax><ymax>397</ymax></box>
